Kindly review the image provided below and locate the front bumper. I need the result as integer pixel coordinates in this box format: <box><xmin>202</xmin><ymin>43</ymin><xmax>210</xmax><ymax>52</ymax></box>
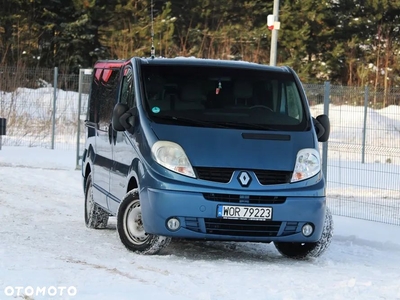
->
<box><xmin>140</xmin><ymin>187</ymin><xmax>326</xmax><ymax>243</ymax></box>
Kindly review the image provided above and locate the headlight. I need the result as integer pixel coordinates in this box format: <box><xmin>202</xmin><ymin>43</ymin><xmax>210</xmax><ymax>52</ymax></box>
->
<box><xmin>151</xmin><ymin>141</ymin><xmax>196</xmax><ymax>178</ymax></box>
<box><xmin>291</xmin><ymin>148</ymin><xmax>321</xmax><ymax>182</ymax></box>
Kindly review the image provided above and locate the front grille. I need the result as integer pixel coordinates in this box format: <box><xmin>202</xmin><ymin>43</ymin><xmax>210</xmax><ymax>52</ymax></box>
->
<box><xmin>194</xmin><ymin>167</ymin><xmax>292</xmax><ymax>185</ymax></box>
<box><xmin>194</xmin><ymin>167</ymin><xmax>234</xmax><ymax>183</ymax></box>
<box><xmin>204</xmin><ymin>218</ymin><xmax>281</xmax><ymax>237</ymax></box>
<box><xmin>203</xmin><ymin>193</ymin><xmax>286</xmax><ymax>204</ymax></box>
<box><xmin>254</xmin><ymin>170</ymin><xmax>292</xmax><ymax>185</ymax></box>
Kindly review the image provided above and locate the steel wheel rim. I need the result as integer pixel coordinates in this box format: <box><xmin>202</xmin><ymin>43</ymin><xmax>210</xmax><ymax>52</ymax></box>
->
<box><xmin>123</xmin><ymin>200</ymin><xmax>149</xmax><ymax>245</ymax></box>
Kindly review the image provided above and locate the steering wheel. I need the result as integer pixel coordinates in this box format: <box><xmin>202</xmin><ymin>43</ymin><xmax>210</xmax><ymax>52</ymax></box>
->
<box><xmin>249</xmin><ymin>105</ymin><xmax>273</xmax><ymax>111</ymax></box>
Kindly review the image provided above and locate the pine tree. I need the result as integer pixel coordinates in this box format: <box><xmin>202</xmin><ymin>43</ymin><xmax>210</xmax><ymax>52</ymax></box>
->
<box><xmin>279</xmin><ymin>0</ymin><xmax>336</xmax><ymax>82</ymax></box>
<box><xmin>0</xmin><ymin>0</ymin><xmax>42</xmax><ymax>66</ymax></box>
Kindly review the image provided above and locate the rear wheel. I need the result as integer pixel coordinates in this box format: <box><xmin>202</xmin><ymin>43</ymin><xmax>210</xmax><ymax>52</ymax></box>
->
<box><xmin>274</xmin><ymin>207</ymin><xmax>333</xmax><ymax>259</ymax></box>
<box><xmin>84</xmin><ymin>174</ymin><xmax>109</xmax><ymax>229</ymax></box>
<box><xmin>117</xmin><ymin>189</ymin><xmax>171</xmax><ymax>254</ymax></box>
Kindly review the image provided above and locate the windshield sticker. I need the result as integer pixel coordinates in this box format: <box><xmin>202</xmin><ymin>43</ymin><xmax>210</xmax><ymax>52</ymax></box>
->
<box><xmin>152</xmin><ymin>106</ymin><xmax>161</xmax><ymax>113</ymax></box>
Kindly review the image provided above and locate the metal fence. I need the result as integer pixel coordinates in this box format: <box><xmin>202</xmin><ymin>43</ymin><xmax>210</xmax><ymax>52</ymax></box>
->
<box><xmin>304</xmin><ymin>83</ymin><xmax>400</xmax><ymax>226</ymax></box>
<box><xmin>0</xmin><ymin>66</ymin><xmax>399</xmax><ymax>226</ymax></box>
<box><xmin>0</xmin><ymin>67</ymin><xmax>82</xmax><ymax>150</ymax></box>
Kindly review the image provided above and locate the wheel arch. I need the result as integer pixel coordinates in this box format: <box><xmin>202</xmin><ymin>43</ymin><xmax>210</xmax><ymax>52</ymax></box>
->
<box><xmin>126</xmin><ymin>157</ymin><xmax>142</xmax><ymax>194</ymax></box>
<box><xmin>83</xmin><ymin>144</ymin><xmax>95</xmax><ymax>193</ymax></box>
<box><xmin>127</xmin><ymin>175</ymin><xmax>139</xmax><ymax>194</ymax></box>
<box><xmin>84</xmin><ymin>163</ymin><xmax>91</xmax><ymax>192</ymax></box>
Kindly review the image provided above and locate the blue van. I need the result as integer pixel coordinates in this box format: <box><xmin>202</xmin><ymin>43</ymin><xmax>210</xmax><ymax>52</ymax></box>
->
<box><xmin>82</xmin><ymin>57</ymin><xmax>332</xmax><ymax>259</ymax></box>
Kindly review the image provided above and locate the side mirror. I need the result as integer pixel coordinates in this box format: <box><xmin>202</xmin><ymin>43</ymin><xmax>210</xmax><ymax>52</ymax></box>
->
<box><xmin>112</xmin><ymin>103</ymin><xmax>135</xmax><ymax>131</ymax></box>
<box><xmin>313</xmin><ymin>114</ymin><xmax>330</xmax><ymax>142</ymax></box>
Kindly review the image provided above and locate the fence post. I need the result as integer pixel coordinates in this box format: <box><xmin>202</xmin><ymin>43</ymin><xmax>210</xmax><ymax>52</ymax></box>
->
<box><xmin>76</xmin><ymin>69</ymin><xmax>84</xmax><ymax>169</ymax></box>
<box><xmin>361</xmin><ymin>86</ymin><xmax>369</xmax><ymax>164</ymax></box>
<box><xmin>51</xmin><ymin>67</ymin><xmax>58</xmax><ymax>149</ymax></box>
<box><xmin>322</xmin><ymin>81</ymin><xmax>330</xmax><ymax>182</ymax></box>
<box><xmin>0</xmin><ymin>117</ymin><xmax>6</xmax><ymax>150</ymax></box>
<box><xmin>76</xmin><ymin>68</ymin><xmax>93</xmax><ymax>170</ymax></box>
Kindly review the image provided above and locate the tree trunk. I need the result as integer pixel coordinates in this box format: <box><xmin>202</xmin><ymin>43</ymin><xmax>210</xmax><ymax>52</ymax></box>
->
<box><xmin>373</xmin><ymin>24</ymin><xmax>382</xmax><ymax>107</ymax></box>
<box><xmin>383</xmin><ymin>30</ymin><xmax>391</xmax><ymax>107</ymax></box>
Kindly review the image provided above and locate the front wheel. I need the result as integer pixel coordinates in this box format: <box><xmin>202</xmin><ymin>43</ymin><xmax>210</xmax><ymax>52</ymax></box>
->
<box><xmin>274</xmin><ymin>207</ymin><xmax>334</xmax><ymax>259</ymax></box>
<box><xmin>117</xmin><ymin>189</ymin><xmax>171</xmax><ymax>255</ymax></box>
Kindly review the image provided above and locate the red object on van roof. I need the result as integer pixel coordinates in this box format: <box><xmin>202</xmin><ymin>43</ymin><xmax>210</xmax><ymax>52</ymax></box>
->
<box><xmin>93</xmin><ymin>60</ymin><xmax>126</xmax><ymax>81</ymax></box>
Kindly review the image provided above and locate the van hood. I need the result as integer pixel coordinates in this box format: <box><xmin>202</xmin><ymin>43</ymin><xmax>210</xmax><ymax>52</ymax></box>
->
<box><xmin>150</xmin><ymin>124</ymin><xmax>315</xmax><ymax>171</ymax></box>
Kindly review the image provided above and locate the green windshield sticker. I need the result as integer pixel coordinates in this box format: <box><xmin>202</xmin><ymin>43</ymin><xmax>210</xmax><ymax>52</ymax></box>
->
<box><xmin>152</xmin><ymin>107</ymin><xmax>160</xmax><ymax>113</ymax></box>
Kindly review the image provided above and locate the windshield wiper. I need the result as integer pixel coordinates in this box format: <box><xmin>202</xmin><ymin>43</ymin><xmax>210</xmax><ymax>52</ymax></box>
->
<box><xmin>151</xmin><ymin>115</ymin><xmax>229</xmax><ymax>128</ymax></box>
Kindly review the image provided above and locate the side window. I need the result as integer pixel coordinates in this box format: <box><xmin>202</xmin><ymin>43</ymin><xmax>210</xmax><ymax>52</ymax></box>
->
<box><xmin>284</xmin><ymin>82</ymin><xmax>303</xmax><ymax>120</ymax></box>
<box><xmin>271</xmin><ymin>80</ymin><xmax>302</xmax><ymax>121</ymax></box>
<box><xmin>98</xmin><ymin>68</ymin><xmax>121</xmax><ymax>126</ymax></box>
<box><xmin>88</xmin><ymin>69</ymin><xmax>102</xmax><ymax>123</ymax></box>
<box><xmin>120</xmin><ymin>67</ymin><xmax>135</xmax><ymax>108</ymax></box>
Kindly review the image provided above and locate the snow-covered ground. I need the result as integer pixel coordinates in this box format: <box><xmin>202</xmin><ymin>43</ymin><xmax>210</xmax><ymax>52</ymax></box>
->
<box><xmin>1</xmin><ymin>147</ymin><xmax>400</xmax><ymax>300</ymax></box>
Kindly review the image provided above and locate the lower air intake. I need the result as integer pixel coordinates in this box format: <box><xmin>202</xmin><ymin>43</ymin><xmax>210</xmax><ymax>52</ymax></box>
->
<box><xmin>204</xmin><ymin>218</ymin><xmax>281</xmax><ymax>237</ymax></box>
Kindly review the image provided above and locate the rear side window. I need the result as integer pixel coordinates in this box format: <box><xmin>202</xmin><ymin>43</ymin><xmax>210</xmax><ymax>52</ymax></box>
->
<box><xmin>88</xmin><ymin>68</ymin><xmax>121</xmax><ymax>124</ymax></box>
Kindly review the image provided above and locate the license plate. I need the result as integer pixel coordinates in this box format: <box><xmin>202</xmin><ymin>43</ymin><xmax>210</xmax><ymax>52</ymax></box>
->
<box><xmin>217</xmin><ymin>205</ymin><xmax>272</xmax><ymax>221</ymax></box>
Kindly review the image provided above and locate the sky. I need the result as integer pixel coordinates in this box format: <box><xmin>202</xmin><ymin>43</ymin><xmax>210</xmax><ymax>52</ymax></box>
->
<box><xmin>1</xmin><ymin>146</ymin><xmax>400</xmax><ymax>300</ymax></box>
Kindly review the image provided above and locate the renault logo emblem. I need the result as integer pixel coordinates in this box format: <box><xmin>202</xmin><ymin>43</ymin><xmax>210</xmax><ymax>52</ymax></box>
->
<box><xmin>237</xmin><ymin>171</ymin><xmax>252</xmax><ymax>187</ymax></box>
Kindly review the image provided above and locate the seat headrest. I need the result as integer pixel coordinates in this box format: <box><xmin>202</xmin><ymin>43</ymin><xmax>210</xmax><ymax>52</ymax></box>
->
<box><xmin>233</xmin><ymin>81</ymin><xmax>253</xmax><ymax>98</ymax></box>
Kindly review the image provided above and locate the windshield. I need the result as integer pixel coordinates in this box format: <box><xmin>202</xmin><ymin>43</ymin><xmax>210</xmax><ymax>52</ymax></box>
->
<box><xmin>141</xmin><ymin>64</ymin><xmax>308</xmax><ymax>131</ymax></box>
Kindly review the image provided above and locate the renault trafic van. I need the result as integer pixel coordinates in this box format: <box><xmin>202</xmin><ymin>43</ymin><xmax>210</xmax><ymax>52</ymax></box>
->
<box><xmin>82</xmin><ymin>57</ymin><xmax>332</xmax><ymax>259</ymax></box>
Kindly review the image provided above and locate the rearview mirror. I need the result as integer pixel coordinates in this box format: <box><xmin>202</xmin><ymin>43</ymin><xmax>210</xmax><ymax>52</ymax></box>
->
<box><xmin>112</xmin><ymin>103</ymin><xmax>134</xmax><ymax>131</ymax></box>
<box><xmin>313</xmin><ymin>114</ymin><xmax>330</xmax><ymax>142</ymax></box>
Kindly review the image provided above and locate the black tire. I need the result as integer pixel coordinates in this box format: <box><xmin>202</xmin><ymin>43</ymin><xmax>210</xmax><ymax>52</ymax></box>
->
<box><xmin>84</xmin><ymin>174</ymin><xmax>109</xmax><ymax>229</ymax></box>
<box><xmin>274</xmin><ymin>207</ymin><xmax>334</xmax><ymax>259</ymax></box>
<box><xmin>117</xmin><ymin>189</ymin><xmax>171</xmax><ymax>255</ymax></box>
